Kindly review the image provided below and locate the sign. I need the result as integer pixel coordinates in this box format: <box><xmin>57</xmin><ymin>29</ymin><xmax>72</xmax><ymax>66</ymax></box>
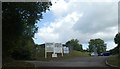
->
<box><xmin>45</xmin><ymin>43</ymin><xmax>54</xmax><ymax>52</ymax></box>
<box><xmin>63</xmin><ymin>47</ymin><xmax>69</xmax><ymax>53</ymax></box>
<box><xmin>52</xmin><ymin>53</ymin><xmax>57</xmax><ymax>57</ymax></box>
<box><xmin>54</xmin><ymin>47</ymin><xmax>62</xmax><ymax>53</ymax></box>
<box><xmin>54</xmin><ymin>43</ymin><xmax>62</xmax><ymax>53</ymax></box>
<box><xmin>45</xmin><ymin>42</ymin><xmax>64</xmax><ymax>58</ymax></box>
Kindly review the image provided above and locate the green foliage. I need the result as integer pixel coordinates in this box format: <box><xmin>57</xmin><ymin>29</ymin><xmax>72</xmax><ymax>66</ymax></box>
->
<box><xmin>66</xmin><ymin>39</ymin><xmax>83</xmax><ymax>51</ymax></box>
<box><xmin>11</xmin><ymin>37</ymin><xmax>35</xmax><ymax>60</ymax></box>
<box><xmin>34</xmin><ymin>45</ymin><xmax>45</xmax><ymax>59</ymax></box>
<box><xmin>111</xmin><ymin>32</ymin><xmax>120</xmax><ymax>55</ymax></box>
<box><xmin>109</xmin><ymin>46</ymin><xmax>119</xmax><ymax>55</ymax></box>
<box><xmin>114</xmin><ymin>32</ymin><xmax>120</xmax><ymax>52</ymax></box>
<box><xmin>2</xmin><ymin>2</ymin><xmax>52</xmax><ymax>60</ymax></box>
<box><xmin>114</xmin><ymin>32</ymin><xmax>120</xmax><ymax>45</ymax></box>
<box><xmin>88</xmin><ymin>38</ymin><xmax>106</xmax><ymax>54</ymax></box>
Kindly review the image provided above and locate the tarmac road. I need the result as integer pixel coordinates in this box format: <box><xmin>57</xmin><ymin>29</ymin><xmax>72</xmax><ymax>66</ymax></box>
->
<box><xmin>26</xmin><ymin>56</ymin><xmax>110</xmax><ymax>67</ymax></box>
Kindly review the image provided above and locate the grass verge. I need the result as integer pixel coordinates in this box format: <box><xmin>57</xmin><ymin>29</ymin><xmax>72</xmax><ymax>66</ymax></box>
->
<box><xmin>107</xmin><ymin>55</ymin><xmax>120</xmax><ymax>67</ymax></box>
<box><xmin>2</xmin><ymin>59</ymin><xmax>35</xmax><ymax>69</ymax></box>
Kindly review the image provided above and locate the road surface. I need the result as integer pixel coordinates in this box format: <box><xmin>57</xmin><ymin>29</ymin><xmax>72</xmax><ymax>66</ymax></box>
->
<box><xmin>26</xmin><ymin>56</ymin><xmax>109</xmax><ymax>67</ymax></box>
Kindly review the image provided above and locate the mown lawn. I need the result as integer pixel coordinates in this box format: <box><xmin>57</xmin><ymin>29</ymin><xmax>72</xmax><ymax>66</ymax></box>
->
<box><xmin>34</xmin><ymin>50</ymin><xmax>90</xmax><ymax>61</ymax></box>
<box><xmin>68</xmin><ymin>50</ymin><xmax>90</xmax><ymax>57</ymax></box>
<box><xmin>107</xmin><ymin>55</ymin><xmax>120</xmax><ymax>67</ymax></box>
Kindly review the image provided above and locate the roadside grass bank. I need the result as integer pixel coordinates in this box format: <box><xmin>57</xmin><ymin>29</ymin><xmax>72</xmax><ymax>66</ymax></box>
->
<box><xmin>34</xmin><ymin>50</ymin><xmax>90</xmax><ymax>61</ymax></box>
<box><xmin>106</xmin><ymin>55</ymin><xmax>120</xmax><ymax>68</ymax></box>
<box><xmin>2</xmin><ymin>57</ymin><xmax>35</xmax><ymax>69</ymax></box>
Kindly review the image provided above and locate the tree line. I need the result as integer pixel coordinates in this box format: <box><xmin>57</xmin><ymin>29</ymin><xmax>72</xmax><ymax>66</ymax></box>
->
<box><xmin>66</xmin><ymin>33</ymin><xmax>120</xmax><ymax>55</ymax></box>
<box><xmin>65</xmin><ymin>38</ymin><xmax>106</xmax><ymax>54</ymax></box>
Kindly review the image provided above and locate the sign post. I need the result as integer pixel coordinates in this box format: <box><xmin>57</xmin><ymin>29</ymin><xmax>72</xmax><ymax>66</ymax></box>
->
<box><xmin>45</xmin><ymin>42</ymin><xmax>64</xmax><ymax>58</ymax></box>
<box><xmin>45</xmin><ymin>43</ymin><xmax>54</xmax><ymax>58</ymax></box>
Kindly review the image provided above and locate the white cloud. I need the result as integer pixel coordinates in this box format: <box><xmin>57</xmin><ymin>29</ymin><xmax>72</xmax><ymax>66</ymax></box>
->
<box><xmin>106</xmin><ymin>41</ymin><xmax>117</xmax><ymax>50</ymax></box>
<box><xmin>35</xmin><ymin>0</ymin><xmax>118</xmax><ymax>50</ymax></box>
<box><xmin>37</xmin><ymin>12</ymin><xmax>83</xmax><ymax>43</ymax></box>
<box><xmin>50</xmin><ymin>0</ymin><xmax>68</xmax><ymax>17</ymax></box>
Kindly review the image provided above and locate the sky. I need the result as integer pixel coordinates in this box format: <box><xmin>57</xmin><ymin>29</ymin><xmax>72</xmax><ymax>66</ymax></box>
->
<box><xmin>33</xmin><ymin>0</ymin><xmax>119</xmax><ymax>51</ymax></box>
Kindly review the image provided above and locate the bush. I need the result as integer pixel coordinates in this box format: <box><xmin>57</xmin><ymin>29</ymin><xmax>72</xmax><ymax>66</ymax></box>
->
<box><xmin>11</xmin><ymin>50</ymin><xmax>31</xmax><ymax>60</ymax></box>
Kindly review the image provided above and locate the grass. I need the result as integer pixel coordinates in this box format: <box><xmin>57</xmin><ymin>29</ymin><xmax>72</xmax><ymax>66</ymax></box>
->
<box><xmin>2</xmin><ymin>57</ymin><xmax>35</xmax><ymax>69</ymax></box>
<box><xmin>34</xmin><ymin>50</ymin><xmax>90</xmax><ymax>61</ymax></box>
<box><xmin>68</xmin><ymin>50</ymin><xmax>90</xmax><ymax>57</ymax></box>
<box><xmin>107</xmin><ymin>55</ymin><xmax>120</xmax><ymax>67</ymax></box>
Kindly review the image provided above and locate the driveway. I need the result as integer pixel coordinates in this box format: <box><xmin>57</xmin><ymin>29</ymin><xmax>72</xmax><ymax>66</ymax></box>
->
<box><xmin>26</xmin><ymin>56</ymin><xmax>109</xmax><ymax>67</ymax></box>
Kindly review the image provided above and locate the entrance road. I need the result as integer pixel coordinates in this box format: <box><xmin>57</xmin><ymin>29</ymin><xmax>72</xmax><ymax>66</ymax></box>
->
<box><xmin>26</xmin><ymin>56</ymin><xmax>109</xmax><ymax>67</ymax></box>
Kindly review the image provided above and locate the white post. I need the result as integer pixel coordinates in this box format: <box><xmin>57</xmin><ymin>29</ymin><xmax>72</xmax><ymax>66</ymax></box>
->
<box><xmin>45</xmin><ymin>51</ymin><xmax>47</xmax><ymax>58</ymax></box>
<box><xmin>62</xmin><ymin>47</ymin><xmax>63</xmax><ymax>56</ymax></box>
<box><xmin>45</xmin><ymin>43</ymin><xmax>47</xmax><ymax>58</ymax></box>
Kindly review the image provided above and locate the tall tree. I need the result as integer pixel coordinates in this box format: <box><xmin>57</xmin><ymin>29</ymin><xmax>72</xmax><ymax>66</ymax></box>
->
<box><xmin>66</xmin><ymin>39</ymin><xmax>83</xmax><ymax>51</ymax></box>
<box><xmin>114</xmin><ymin>32</ymin><xmax>120</xmax><ymax>47</ymax></box>
<box><xmin>2</xmin><ymin>2</ymin><xmax>52</xmax><ymax>59</ymax></box>
<box><xmin>114</xmin><ymin>32</ymin><xmax>120</xmax><ymax>54</ymax></box>
<box><xmin>88</xmin><ymin>38</ymin><xmax>106</xmax><ymax>54</ymax></box>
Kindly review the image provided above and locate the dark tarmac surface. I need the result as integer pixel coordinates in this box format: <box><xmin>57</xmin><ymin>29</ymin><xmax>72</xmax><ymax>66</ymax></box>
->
<box><xmin>27</xmin><ymin>56</ymin><xmax>110</xmax><ymax>67</ymax></box>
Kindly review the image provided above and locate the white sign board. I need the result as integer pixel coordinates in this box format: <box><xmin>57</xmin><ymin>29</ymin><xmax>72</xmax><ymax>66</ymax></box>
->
<box><xmin>45</xmin><ymin>43</ymin><xmax>54</xmax><ymax>52</ymax></box>
<box><xmin>54</xmin><ymin>47</ymin><xmax>62</xmax><ymax>53</ymax></box>
<box><xmin>63</xmin><ymin>47</ymin><xmax>69</xmax><ymax>53</ymax></box>
<box><xmin>54</xmin><ymin>43</ymin><xmax>63</xmax><ymax>53</ymax></box>
<box><xmin>52</xmin><ymin>53</ymin><xmax>57</xmax><ymax>57</ymax></box>
<box><xmin>45</xmin><ymin>42</ymin><xmax>64</xmax><ymax>58</ymax></box>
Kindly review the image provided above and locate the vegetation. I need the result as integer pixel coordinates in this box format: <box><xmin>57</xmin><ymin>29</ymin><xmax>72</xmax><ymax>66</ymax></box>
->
<box><xmin>88</xmin><ymin>38</ymin><xmax>106</xmax><ymax>54</ymax></box>
<box><xmin>2</xmin><ymin>2</ymin><xmax>52</xmax><ymax>60</ymax></box>
<box><xmin>107</xmin><ymin>55</ymin><xmax>120</xmax><ymax>67</ymax></box>
<box><xmin>68</xmin><ymin>50</ymin><xmax>90</xmax><ymax>57</ymax></box>
<box><xmin>65</xmin><ymin>39</ymin><xmax>83</xmax><ymax>51</ymax></box>
<box><xmin>114</xmin><ymin>32</ymin><xmax>120</xmax><ymax>46</ymax></box>
<box><xmin>2</xmin><ymin>2</ymin><xmax>52</xmax><ymax>69</ymax></box>
<box><xmin>107</xmin><ymin>33</ymin><xmax>120</xmax><ymax>68</ymax></box>
<box><xmin>113</xmin><ymin>32</ymin><xmax>120</xmax><ymax>55</ymax></box>
<box><xmin>32</xmin><ymin>48</ymin><xmax>90</xmax><ymax>61</ymax></box>
<box><xmin>109</xmin><ymin>32</ymin><xmax>120</xmax><ymax>55</ymax></box>
<box><xmin>109</xmin><ymin>46</ymin><xmax>119</xmax><ymax>55</ymax></box>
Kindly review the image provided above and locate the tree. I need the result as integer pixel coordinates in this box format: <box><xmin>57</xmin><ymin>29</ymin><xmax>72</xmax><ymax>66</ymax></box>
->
<box><xmin>114</xmin><ymin>32</ymin><xmax>120</xmax><ymax>54</ymax></box>
<box><xmin>109</xmin><ymin>46</ymin><xmax>119</xmax><ymax>55</ymax></box>
<box><xmin>11</xmin><ymin>37</ymin><xmax>35</xmax><ymax>60</ymax></box>
<box><xmin>2</xmin><ymin>2</ymin><xmax>52</xmax><ymax>59</ymax></box>
<box><xmin>114</xmin><ymin>32</ymin><xmax>120</xmax><ymax>47</ymax></box>
<box><xmin>88</xmin><ymin>38</ymin><xmax>106</xmax><ymax>54</ymax></box>
<box><xmin>66</xmin><ymin>39</ymin><xmax>83</xmax><ymax>51</ymax></box>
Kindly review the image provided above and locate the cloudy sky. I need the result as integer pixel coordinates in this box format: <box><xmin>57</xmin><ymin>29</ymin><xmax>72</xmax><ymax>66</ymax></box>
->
<box><xmin>33</xmin><ymin>0</ymin><xmax>119</xmax><ymax>50</ymax></box>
